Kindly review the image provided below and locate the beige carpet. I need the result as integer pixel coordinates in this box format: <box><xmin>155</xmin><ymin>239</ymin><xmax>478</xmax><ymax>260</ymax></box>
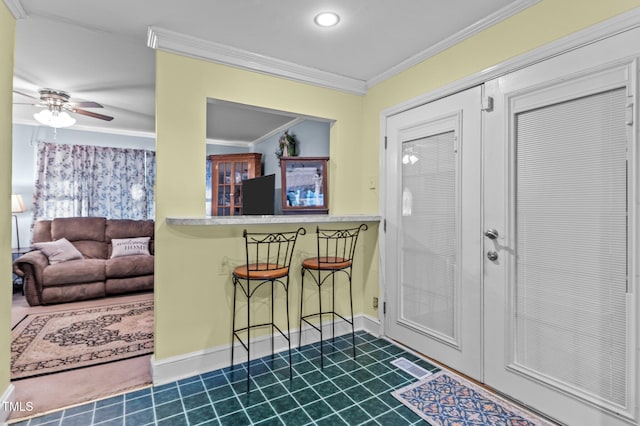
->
<box><xmin>9</xmin><ymin>292</ymin><xmax>154</xmax><ymax>423</ymax></box>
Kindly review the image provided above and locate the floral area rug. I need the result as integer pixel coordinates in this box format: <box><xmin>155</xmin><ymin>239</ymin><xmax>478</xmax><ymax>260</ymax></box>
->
<box><xmin>11</xmin><ymin>300</ymin><xmax>154</xmax><ymax>380</ymax></box>
<box><xmin>392</xmin><ymin>370</ymin><xmax>556</xmax><ymax>425</ymax></box>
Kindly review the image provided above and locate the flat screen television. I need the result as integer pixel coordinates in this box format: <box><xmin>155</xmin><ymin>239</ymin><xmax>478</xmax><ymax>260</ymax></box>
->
<box><xmin>242</xmin><ymin>174</ymin><xmax>275</xmax><ymax>215</ymax></box>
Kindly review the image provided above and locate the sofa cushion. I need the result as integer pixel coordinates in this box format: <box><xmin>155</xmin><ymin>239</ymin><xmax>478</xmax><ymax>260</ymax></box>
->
<box><xmin>41</xmin><ymin>283</ymin><xmax>106</xmax><ymax>305</ymax></box>
<box><xmin>32</xmin><ymin>220</ymin><xmax>52</xmax><ymax>243</ymax></box>
<box><xmin>42</xmin><ymin>259</ymin><xmax>106</xmax><ymax>286</ymax></box>
<box><xmin>106</xmin><ymin>276</ymin><xmax>154</xmax><ymax>295</ymax></box>
<box><xmin>106</xmin><ymin>255</ymin><xmax>154</xmax><ymax>278</ymax></box>
<box><xmin>111</xmin><ymin>237</ymin><xmax>151</xmax><ymax>258</ymax></box>
<box><xmin>49</xmin><ymin>217</ymin><xmax>108</xmax><ymax>259</ymax></box>
<box><xmin>33</xmin><ymin>238</ymin><xmax>84</xmax><ymax>264</ymax></box>
<box><xmin>106</xmin><ymin>219</ymin><xmax>154</xmax><ymax>240</ymax></box>
<box><xmin>51</xmin><ymin>217</ymin><xmax>106</xmax><ymax>242</ymax></box>
<box><xmin>71</xmin><ymin>240</ymin><xmax>108</xmax><ymax>259</ymax></box>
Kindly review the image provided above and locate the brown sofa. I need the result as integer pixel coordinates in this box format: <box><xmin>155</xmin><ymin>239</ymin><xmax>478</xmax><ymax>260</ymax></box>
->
<box><xmin>13</xmin><ymin>217</ymin><xmax>154</xmax><ymax>306</ymax></box>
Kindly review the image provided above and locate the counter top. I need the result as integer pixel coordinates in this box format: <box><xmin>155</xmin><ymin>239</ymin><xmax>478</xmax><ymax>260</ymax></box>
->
<box><xmin>166</xmin><ymin>214</ymin><xmax>381</xmax><ymax>226</ymax></box>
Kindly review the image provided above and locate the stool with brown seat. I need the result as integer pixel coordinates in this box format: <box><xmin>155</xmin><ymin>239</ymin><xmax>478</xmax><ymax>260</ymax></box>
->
<box><xmin>231</xmin><ymin>227</ymin><xmax>306</xmax><ymax>393</ymax></box>
<box><xmin>298</xmin><ymin>224</ymin><xmax>368</xmax><ymax>368</ymax></box>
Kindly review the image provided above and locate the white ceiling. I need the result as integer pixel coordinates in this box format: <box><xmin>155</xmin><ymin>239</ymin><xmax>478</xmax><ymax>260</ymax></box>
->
<box><xmin>9</xmin><ymin>0</ymin><xmax>529</xmax><ymax>140</ymax></box>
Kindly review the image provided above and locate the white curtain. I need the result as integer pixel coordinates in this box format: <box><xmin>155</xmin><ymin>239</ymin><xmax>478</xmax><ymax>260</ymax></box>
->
<box><xmin>33</xmin><ymin>142</ymin><xmax>156</xmax><ymax>221</ymax></box>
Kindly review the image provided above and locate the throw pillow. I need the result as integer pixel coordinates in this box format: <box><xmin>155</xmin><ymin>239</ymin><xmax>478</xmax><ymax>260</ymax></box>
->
<box><xmin>111</xmin><ymin>237</ymin><xmax>151</xmax><ymax>258</ymax></box>
<box><xmin>34</xmin><ymin>238</ymin><xmax>84</xmax><ymax>264</ymax></box>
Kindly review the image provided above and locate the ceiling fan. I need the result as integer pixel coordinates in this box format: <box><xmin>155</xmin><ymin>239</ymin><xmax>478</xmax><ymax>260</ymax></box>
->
<box><xmin>14</xmin><ymin>88</ymin><xmax>114</xmax><ymax>128</ymax></box>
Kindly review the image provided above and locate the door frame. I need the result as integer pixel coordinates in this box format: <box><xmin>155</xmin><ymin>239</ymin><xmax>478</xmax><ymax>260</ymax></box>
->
<box><xmin>482</xmin><ymin>43</ymin><xmax>639</xmax><ymax>426</ymax></box>
<box><xmin>383</xmin><ymin>87</ymin><xmax>483</xmax><ymax>380</ymax></box>
<box><xmin>379</xmin><ymin>6</ymin><xmax>640</xmax><ymax>338</ymax></box>
<box><xmin>378</xmin><ymin>9</ymin><xmax>640</xmax><ymax>423</ymax></box>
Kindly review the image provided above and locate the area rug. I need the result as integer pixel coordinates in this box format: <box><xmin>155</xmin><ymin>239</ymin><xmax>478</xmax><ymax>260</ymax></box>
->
<box><xmin>392</xmin><ymin>370</ymin><xmax>555</xmax><ymax>425</ymax></box>
<box><xmin>11</xmin><ymin>300</ymin><xmax>154</xmax><ymax>380</ymax></box>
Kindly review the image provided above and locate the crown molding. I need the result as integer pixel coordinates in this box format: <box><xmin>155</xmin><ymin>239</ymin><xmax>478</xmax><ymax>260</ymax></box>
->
<box><xmin>367</xmin><ymin>0</ymin><xmax>541</xmax><ymax>88</ymax></box>
<box><xmin>250</xmin><ymin>117</ymin><xmax>304</xmax><ymax>146</ymax></box>
<box><xmin>382</xmin><ymin>7</ymin><xmax>640</xmax><ymax>118</ymax></box>
<box><xmin>3</xmin><ymin>0</ymin><xmax>27</xmax><ymax>19</ymax></box>
<box><xmin>146</xmin><ymin>2</ymin><xmax>538</xmax><ymax>96</ymax></box>
<box><xmin>147</xmin><ymin>26</ymin><xmax>367</xmax><ymax>96</ymax></box>
<box><xmin>13</xmin><ymin>119</ymin><xmax>157</xmax><ymax>140</ymax></box>
<box><xmin>206</xmin><ymin>117</ymin><xmax>304</xmax><ymax>148</ymax></box>
<box><xmin>205</xmin><ymin>138</ymin><xmax>251</xmax><ymax>148</ymax></box>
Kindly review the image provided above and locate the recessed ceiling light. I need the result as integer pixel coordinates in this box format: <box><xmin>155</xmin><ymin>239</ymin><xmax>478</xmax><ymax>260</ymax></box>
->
<box><xmin>314</xmin><ymin>12</ymin><xmax>340</xmax><ymax>27</ymax></box>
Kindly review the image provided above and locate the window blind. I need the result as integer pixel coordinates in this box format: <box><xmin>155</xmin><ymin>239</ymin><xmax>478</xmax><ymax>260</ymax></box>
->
<box><xmin>514</xmin><ymin>87</ymin><xmax>628</xmax><ymax>406</ymax></box>
<box><xmin>401</xmin><ymin>131</ymin><xmax>457</xmax><ymax>339</ymax></box>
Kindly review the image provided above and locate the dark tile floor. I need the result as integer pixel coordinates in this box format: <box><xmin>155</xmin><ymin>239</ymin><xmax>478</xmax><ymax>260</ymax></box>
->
<box><xmin>11</xmin><ymin>332</ymin><xmax>438</xmax><ymax>425</ymax></box>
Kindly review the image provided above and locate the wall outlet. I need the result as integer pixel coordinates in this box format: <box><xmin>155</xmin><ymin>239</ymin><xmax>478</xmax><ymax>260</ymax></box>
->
<box><xmin>373</xmin><ymin>297</ymin><xmax>378</xmax><ymax>309</ymax></box>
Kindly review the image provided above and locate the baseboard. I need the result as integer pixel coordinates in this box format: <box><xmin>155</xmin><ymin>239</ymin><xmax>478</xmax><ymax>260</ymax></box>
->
<box><xmin>152</xmin><ymin>313</ymin><xmax>381</xmax><ymax>386</ymax></box>
<box><xmin>0</xmin><ymin>384</ymin><xmax>15</xmax><ymax>425</ymax></box>
<box><xmin>358</xmin><ymin>313</ymin><xmax>382</xmax><ymax>337</ymax></box>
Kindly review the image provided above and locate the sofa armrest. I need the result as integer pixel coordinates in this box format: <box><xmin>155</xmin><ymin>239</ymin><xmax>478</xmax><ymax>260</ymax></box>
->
<box><xmin>13</xmin><ymin>250</ymin><xmax>49</xmax><ymax>306</ymax></box>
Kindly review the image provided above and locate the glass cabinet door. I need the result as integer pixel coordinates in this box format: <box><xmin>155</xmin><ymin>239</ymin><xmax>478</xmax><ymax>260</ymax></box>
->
<box><xmin>218</xmin><ymin>162</ymin><xmax>231</xmax><ymax>216</ymax></box>
<box><xmin>208</xmin><ymin>153</ymin><xmax>262</xmax><ymax>216</ymax></box>
<box><xmin>280</xmin><ymin>157</ymin><xmax>328</xmax><ymax>215</ymax></box>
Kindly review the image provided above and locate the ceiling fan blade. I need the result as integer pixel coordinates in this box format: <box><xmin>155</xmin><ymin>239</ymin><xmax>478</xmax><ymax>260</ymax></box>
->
<box><xmin>70</xmin><ymin>108</ymin><xmax>114</xmax><ymax>121</ymax></box>
<box><xmin>70</xmin><ymin>101</ymin><xmax>104</xmax><ymax>108</ymax></box>
<box><xmin>13</xmin><ymin>90</ymin><xmax>39</xmax><ymax>100</ymax></box>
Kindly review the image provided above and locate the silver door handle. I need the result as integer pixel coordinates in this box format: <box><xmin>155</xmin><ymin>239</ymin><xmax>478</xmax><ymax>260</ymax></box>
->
<box><xmin>487</xmin><ymin>251</ymin><xmax>498</xmax><ymax>261</ymax></box>
<box><xmin>484</xmin><ymin>229</ymin><xmax>499</xmax><ymax>239</ymax></box>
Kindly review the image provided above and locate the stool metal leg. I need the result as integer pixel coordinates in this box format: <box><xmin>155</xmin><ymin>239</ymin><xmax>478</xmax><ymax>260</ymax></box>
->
<box><xmin>331</xmin><ymin>272</ymin><xmax>336</xmax><ymax>344</ymax></box>
<box><xmin>318</xmin><ymin>277</ymin><xmax>324</xmax><ymax>369</ymax></box>
<box><xmin>348</xmin><ymin>275</ymin><xmax>356</xmax><ymax>359</ymax></box>
<box><xmin>231</xmin><ymin>279</ymin><xmax>238</xmax><ymax>371</ymax></box>
<box><xmin>271</xmin><ymin>281</ymin><xmax>275</xmax><ymax>361</ymax></box>
<box><xmin>246</xmin><ymin>283</ymin><xmax>251</xmax><ymax>394</ymax></box>
<box><xmin>285</xmin><ymin>279</ymin><xmax>292</xmax><ymax>381</ymax></box>
<box><xmin>299</xmin><ymin>269</ymin><xmax>305</xmax><ymax>349</ymax></box>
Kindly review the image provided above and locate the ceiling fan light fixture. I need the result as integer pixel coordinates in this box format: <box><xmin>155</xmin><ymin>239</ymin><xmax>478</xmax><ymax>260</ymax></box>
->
<box><xmin>34</xmin><ymin>109</ymin><xmax>76</xmax><ymax>128</ymax></box>
<box><xmin>314</xmin><ymin>12</ymin><xmax>340</xmax><ymax>27</ymax></box>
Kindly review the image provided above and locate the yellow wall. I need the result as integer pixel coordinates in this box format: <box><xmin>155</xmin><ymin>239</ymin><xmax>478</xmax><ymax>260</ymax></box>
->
<box><xmin>153</xmin><ymin>0</ymin><xmax>639</xmax><ymax>362</ymax></box>
<box><xmin>358</xmin><ymin>0</ymin><xmax>640</xmax><ymax>318</ymax></box>
<box><xmin>154</xmin><ymin>52</ymin><xmax>374</xmax><ymax>359</ymax></box>
<box><xmin>0</xmin><ymin>1</ymin><xmax>15</xmax><ymax>402</ymax></box>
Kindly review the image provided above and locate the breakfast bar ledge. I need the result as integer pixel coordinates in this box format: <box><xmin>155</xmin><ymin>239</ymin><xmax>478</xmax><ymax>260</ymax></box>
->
<box><xmin>166</xmin><ymin>215</ymin><xmax>381</xmax><ymax>226</ymax></box>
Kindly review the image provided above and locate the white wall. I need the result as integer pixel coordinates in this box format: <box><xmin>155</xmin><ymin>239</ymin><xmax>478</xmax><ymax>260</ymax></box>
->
<box><xmin>205</xmin><ymin>119</ymin><xmax>330</xmax><ymax>214</ymax></box>
<box><xmin>11</xmin><ymin>123</ymin><xmax>155</xmax><ymax>247</ymax></box>
<box><xmin>256</xmin><ymin>119</ymin><xmax>331</xmax><ymax>182</ymax></box>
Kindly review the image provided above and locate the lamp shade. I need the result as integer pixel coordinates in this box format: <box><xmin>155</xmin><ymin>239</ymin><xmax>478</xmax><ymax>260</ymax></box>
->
<box><xmin>11</xmin><ymin>194</ymin><xmax>26</xmax><ymax>213</ymax></box>
<box><xmin>34</xmin><ymin>109</ymin><xmax>76</xmax><ymax>128</ymax></box>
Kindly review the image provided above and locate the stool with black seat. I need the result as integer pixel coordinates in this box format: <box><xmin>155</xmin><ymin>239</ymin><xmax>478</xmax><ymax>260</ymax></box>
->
<box><xmin>231</xmin><ymin>227</ymin><xmax>305</xmax><ymax>393</ymax></box>
<box><xmin>298</xmin><ymin>224</ymin><xmax>368</xmax><ymax>368</ymax></box>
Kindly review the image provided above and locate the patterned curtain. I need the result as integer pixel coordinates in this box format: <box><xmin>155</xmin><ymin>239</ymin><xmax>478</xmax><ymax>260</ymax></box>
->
<box><xmin>33</xmin><ymin>142</ymin><xmax>156</xmax><ymax>221</ymax></box>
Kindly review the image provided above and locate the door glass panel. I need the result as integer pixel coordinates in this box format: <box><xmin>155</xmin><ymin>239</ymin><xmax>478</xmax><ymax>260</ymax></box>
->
<box><xmin>514</xmin><ymin>88</ymin><xmax>628</xmax><ymax>406</ymax></box>
<box><xmin>401</xmin><ymin>131</ymin><xmax>457</xmax><ymax>340</ymax></box>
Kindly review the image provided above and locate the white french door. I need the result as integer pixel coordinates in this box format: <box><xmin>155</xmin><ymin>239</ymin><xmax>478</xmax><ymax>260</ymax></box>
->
<box><xmin>385</xmin><ymin>86</ymin><xmax>483</xmax><ymax>380</ymax></box>
<box><xmin>483</xmin><ymin>33</ymin><xmax>638</xmax><ymax>426</ymax></box>
<box><xmin>384</xmin><ymin>26</ymin><xmax>639</xmax><ymax>426</ymax></box>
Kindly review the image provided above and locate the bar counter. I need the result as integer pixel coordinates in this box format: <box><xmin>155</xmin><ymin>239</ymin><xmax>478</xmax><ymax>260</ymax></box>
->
<box><xmin>166</xmin><ymin>214</ymin><xmax>381</xmax><ymax>226</ymax></box>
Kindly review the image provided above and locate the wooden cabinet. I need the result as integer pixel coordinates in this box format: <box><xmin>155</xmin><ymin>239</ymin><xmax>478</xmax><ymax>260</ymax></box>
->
<box><xmin>280</xmin><ymin>157</ymin><xmax>328</xmax><ymax>215</ymax></box>
<box><xmin>208</xmin><ymin>153</ymin><xmax>262</xmax><ymax>216</ymax></box>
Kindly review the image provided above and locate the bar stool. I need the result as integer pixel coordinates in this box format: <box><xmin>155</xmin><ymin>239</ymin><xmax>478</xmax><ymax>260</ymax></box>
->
<box><xmin>298</xmin><ymin>224</ymin><xmax>368</xmax><ymax>368</ymax></box>
<box><xmin>231</xmin><ymin>227</ymin><xmax>306</xmax><ymax>393</ymax></box>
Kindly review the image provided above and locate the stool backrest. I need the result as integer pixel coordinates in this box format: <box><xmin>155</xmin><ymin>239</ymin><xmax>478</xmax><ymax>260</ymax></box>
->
<box><xmin>315</xmin><ymin>224</ymin><xmax>368</xmax><ymax>266</ymax></box>
<box><xmin>242</xmin><ymin>228</ymin><xmax>306</xmax><ymax>272</ymax></box>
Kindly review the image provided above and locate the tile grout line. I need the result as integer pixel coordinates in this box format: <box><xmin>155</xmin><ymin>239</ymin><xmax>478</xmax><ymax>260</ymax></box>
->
<box><xmin>13</xmin><ymin>331</ymin><xmax>434</xmax><ymax>426</ymax></box>
<box><xmin>198</xmin><ymin>373</ymin><xmax>220</xmax><ymax>426</ymax></box>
